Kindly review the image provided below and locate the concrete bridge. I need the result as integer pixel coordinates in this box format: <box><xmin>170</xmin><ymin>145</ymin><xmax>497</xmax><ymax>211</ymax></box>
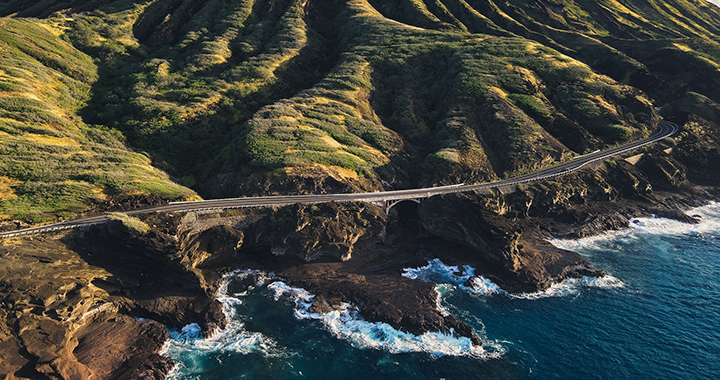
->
<box><xmin>0</xmin><ymin>121</ymin><xmax>678</xmax><ymax>239</ymax></box>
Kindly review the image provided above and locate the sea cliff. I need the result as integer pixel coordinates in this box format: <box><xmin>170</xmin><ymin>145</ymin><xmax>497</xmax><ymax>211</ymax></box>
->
<box><xmin>3</xmin><ymin>0</ymin><xmax>720</xmax><ymax>378</ymax></box>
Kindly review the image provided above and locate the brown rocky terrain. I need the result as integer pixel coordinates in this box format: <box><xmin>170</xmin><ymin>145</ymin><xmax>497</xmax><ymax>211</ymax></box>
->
<box><xmin>0</xmin><ymin>218</ymin><xmax>224</xmax><ymax>379</ymax></box>
<box><xmin>2</xmin><ymin>0</ymin><xmax>720</xmax><ymax>378</ymax></box>
<box><xmin>3</xmin><ymin>121</ymin><xmax>719</xmax><ymax>378</ymax></box>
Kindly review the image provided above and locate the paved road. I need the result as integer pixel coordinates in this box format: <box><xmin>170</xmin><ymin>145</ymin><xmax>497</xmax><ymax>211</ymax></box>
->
<box><xmin>0</xmin><ymin>121</ymin><xmax>678</xmax><ymax>238</ymax></box>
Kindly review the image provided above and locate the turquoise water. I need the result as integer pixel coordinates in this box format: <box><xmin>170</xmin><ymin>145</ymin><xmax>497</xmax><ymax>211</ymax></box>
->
<box><xmin>161</xmin><ymin>203</ymin><xmax>720</xmax><ymax>379</ymax></box>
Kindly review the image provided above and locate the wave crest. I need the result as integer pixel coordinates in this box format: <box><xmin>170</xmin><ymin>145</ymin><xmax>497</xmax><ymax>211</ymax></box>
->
<box><xmin>161</xmin><ymin>271</ymin><xmax>284</xmax><ymax>378</ymax></box>
<box><xmin>403</xmin><ymin>259</ymin><xmax>624</xmax><ymax>300</ymax></box>
<box><xmin>553</xmin><ymin>202</ymin><xmax>720</xmax><ymax>251</ymax></box>
<box><xmin>509</xmin><ymin>275</ymin><xmax>625</xmax><ymax>300</ymax></box>
<box><xmin>267</xmin><ymin>280</ymin><xmax>503</xmax><ymax>359</ymax></box>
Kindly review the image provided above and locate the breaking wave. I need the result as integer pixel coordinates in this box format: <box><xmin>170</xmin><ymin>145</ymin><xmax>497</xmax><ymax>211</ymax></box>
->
<box><xmin>267</xmin><ymin>281</ymin><xmax>504</xmax><ymax>359</ymax></box>
<box><xmin>402</xmin><ymin>258</ymin><xmax>476</xmax><ymax>284</ymax></box>
<box><xmin>164</xmin><ymin>267</ymin><xmax>503</xmax><ymax>377</ymax></box>
<box><xmin>402</xmin><ymin>258</ymin><xmax>503</xmax><ymax>295</ymax></box>
<box><xmin>552</xmin><ymin>202</ymin><xmax>720</xmax><ymax>251</ymax></box>
<box><xmin>403</xmin><ymin>205</ymin><xmax>720</xmax><ymax>300</ymax></box>
<box><xmin>508</xmin><ymin>275</ymin><xmax>625</xmax><ymax>300</ymax></box>
<box><xmin>464</xmin><ymin>276</ymin><xmax>507</xmax><ymax>296</ymax></box>
<box><xmin>161</xmin><ymin>270</ymin><xmax>284</xmax><ymax>378</ymax></box>
<box><xmin>402</xmin><ymin>259</ymin><xmax>624</xmax><ymax>300</ymax></box>
<box><xmin>402</xmin><ymin>258</ymin><xmax>506</xmax><ymax>298</ymax></box>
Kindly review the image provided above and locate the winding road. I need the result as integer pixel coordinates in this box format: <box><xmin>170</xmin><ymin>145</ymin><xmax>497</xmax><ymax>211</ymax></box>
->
<box><xmin>0</xmin><ymin>121</ymin><xmax>678</xmax><ymax>238</ymax></box>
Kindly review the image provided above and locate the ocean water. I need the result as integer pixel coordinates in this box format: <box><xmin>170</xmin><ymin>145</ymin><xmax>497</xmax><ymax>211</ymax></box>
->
<box><xmin>160</xmin><ymin>203</ymin><xmax>720</xmax><ymax>379</ymax></box>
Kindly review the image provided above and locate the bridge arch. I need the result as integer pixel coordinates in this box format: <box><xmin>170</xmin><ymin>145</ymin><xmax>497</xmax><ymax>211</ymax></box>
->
<box><xmin>384</xmin><ymin>198</ymin><xmax>422</xmax><ymax>215</ymax></box>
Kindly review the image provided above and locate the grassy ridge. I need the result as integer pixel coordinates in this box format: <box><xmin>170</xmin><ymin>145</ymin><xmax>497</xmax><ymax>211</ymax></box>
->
<box><xmin>367</xmin><ymin>0</ymin><xmax>720</xmax><ymax>102</ymax></box>
<box><xmin>43</xmin><ymin>0</ymin><xmax>656</xmax><ymax>198</ymax></box>
<box><xmin>1</xmin><ymin>0</ymin><xmax>719</xmax><ymax>221</ymax></box>
<box><xmin>369</xmin><ymin>0</ymin><xmax>720</xmax><ymax>38</ymax></box>
<box><xmin>68</xmin><ymin>0</ymin><xmax>331</xmax><ymax>187</ymax></box>
<box><xmin>0</xmin><ymin>18</ymin><xmax>195</xmax><ymax>223</ymax></box>
<box><xmin>205</xmin><ymin>0</ymin><xmax>655</xmax><ymax>191</ymax></box>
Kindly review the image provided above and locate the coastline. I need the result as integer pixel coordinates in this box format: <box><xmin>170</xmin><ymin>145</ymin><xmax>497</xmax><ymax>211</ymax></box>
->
<box><xmin>160</xmin><ymin>199</ymin><xmax>720</xmax><ymax>377</ymax></box>
<box><xmin>1</xmin><ymin>169</ymin><xmax>719</xmax><ymax>378</ymax></box>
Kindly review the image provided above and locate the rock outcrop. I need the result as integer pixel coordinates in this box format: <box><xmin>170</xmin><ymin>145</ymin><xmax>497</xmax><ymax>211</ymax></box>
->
<box><xmin>419</xmin><ymin>193</ymin><xmax>604</xmax><ymax>292</ymax></box>
<box><xmin>0</xmin><ymin>216</ymin><xmax>226</xmax><ymax>379</ymax></box>
<box><xmin>3</xmin><ymin>1</ymin><xmax>720</xmax><ymax>378</ymax></box>
<box><xmin>2</xmin><ymin>141</ymin><xmax>719</xmax><ymax>379</ymax></box>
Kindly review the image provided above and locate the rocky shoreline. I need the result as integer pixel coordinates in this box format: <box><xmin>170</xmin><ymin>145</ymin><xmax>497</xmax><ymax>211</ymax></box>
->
<box><xmin>2</xmin><ymin>135</ymin><xmax>720</xmax><ymax>378</ymax></box>
<box><xmin>3</xmin><ymin>0</ymin><xmax>720</xmax><ymax>377</ymax></box>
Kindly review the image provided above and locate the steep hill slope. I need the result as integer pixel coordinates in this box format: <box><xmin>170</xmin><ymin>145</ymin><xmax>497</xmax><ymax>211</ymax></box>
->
<box><xmin>0</xmin><ymin>0</ymin><xmax>718</xmax><ymax>220</ymax></box>
<box><xmin>2</xmin><ymin>1</ymin><xmax>720</xmax><ymax>379</ymax></box>
<box><xmin>0</xmin><ymin>17</ymin><xmax>195</xmax><ymax>223</ymax></box>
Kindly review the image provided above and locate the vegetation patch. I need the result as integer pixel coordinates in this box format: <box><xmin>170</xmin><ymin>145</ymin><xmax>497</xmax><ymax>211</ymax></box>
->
<box><xmin>0</xmin><ymin>17</ymin><xmax>195</xmax><ymax>223</ymax></box>
<box><xmin>2</xmin><ymin>0</ymin><xmax>719</xmax><ymax>219</ymax></box>
<box><xmin>106</xmin><ymin>211</ymin><xmax>150</xmax><ymax>234</ymax></box>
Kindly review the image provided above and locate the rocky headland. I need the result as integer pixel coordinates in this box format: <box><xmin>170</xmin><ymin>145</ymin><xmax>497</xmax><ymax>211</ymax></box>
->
<box><xmin>3</xmin><ymin>0</ymin><xmax>720</xmax><ymax>378</ymax></box>
<box><xmin>2</xmin><ymin>122</ymin><xmax>719</xmax><ymax>378</ymax></box>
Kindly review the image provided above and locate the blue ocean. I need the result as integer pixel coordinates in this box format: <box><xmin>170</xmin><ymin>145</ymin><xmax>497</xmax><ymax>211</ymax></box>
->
<box><xmin>160</xmin><ymin>203</ymin><xmax>720</xmax><ymax>379</ymax></box>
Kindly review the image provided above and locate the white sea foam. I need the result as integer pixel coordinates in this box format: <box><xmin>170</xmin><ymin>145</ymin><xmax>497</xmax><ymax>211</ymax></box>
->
<box><xmin>464</xmin><ymin>276</ymin><xmax>507</xmax><ymax>296</ymax></box>
<box><xmin>402</xmin><ymin>258</ymin><xmax>475</xmax><ymax>284</ymax></box>
<box><xmin>434</xmin><ymin>286</ymin><xmax>451</xmax><ymax>316</ymax></box>
<box><xmin>509</xmin><ymin>275</ymin><xmax>625</xmax><ymax>300</ymax></box>
<box><xmin>267</xmin><ymin>281</ymin><xmax>504</xmax><ymax>359</ymax></box>
<box><xmin>161</xmin><ymin>270</ymin><xmax>284</xmax><ymax>378</ymax></box>
<box><xmin>402</xmin><ymin>259</ymin><xmax>623</xmax><ymax>300</ymax></box>
<box><xmin>552</xmin><ymin>202</ymin><xmax>720</xmax><ymax>251</ymax></box>
<box><xmin>402</xmin><ymin>259</ymin><xmax>507</xmax><ymax>298</ymax></box>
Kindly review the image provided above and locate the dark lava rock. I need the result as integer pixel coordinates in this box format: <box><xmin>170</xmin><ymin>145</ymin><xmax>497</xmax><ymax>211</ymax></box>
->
<box><xmin>418</xmin><ymin>193</ymin><xmax>602</xmax><ymax>292</ymax></box>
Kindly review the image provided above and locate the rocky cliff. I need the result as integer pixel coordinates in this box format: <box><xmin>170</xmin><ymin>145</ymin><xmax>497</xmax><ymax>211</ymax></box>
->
<box><xmin>0</xmin><ymin>217</ymin><xmax>226</xmax><ymax>379</ymax></box>
<box><xmin>2</xmin><ymin>0</ymin><xmax>720</xmax><ymax>378</ymax></box>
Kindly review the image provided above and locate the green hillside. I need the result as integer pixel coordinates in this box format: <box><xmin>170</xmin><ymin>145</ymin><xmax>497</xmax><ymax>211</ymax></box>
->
<box><xmin>0</xmin><ymin>17</ymin><xmax>195</xmax><ymax>223</ymax></box>
<box><xmin>1</xmin><ymin>0</ymin><xmax>719</xmax><ymax>222</ymax></box>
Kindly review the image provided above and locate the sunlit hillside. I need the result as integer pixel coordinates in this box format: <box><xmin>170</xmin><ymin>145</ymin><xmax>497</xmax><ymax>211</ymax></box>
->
<box><xmin>0</xmin><ymin>17</ymin><xmax>195</xmax><ymax>222</ymax></box>
<box><xmin>1</xmin><ymin>0</ymin><xmax>719</xmax><ymax>222</ymax></box>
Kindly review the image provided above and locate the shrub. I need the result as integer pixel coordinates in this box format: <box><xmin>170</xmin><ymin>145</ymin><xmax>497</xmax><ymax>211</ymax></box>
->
<box><xmin>508</xmin><ymin>93</ymin><xmax>551</xmax><ymax>120</ymax></box>
<box><xmin>605</xmin><ymin>124</ymin><xmax>633</xmax><ymax>143</ymax></box>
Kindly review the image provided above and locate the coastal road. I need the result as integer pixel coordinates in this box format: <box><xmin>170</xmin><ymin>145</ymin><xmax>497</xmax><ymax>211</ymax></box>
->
<box><xmin>0</xmin><ymin>121</ymin><xmax>678</xmax><ymax>238</ymax></box>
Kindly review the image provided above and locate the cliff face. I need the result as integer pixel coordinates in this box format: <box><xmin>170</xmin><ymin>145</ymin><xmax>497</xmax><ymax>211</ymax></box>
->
<box><xmin>0</xmin><ymin>218</ymin><xmax>226</xmax><ymax>379</ymax></box>
<box><xmin>2</xmin><ymin>1</ymin><xmax>720</xmax><ymax>378</ymax></box>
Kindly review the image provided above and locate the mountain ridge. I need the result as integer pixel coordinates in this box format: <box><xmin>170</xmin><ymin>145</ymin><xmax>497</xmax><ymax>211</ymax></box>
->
<box><xmin>2</xmin><ymin>1</ymin><xmax>720</xmax><ymax>379</ymax></box>
<box><xmin>1</xmin><ymin>0</ymin><xmax>719</xmax><ymax>220</ymax></box>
